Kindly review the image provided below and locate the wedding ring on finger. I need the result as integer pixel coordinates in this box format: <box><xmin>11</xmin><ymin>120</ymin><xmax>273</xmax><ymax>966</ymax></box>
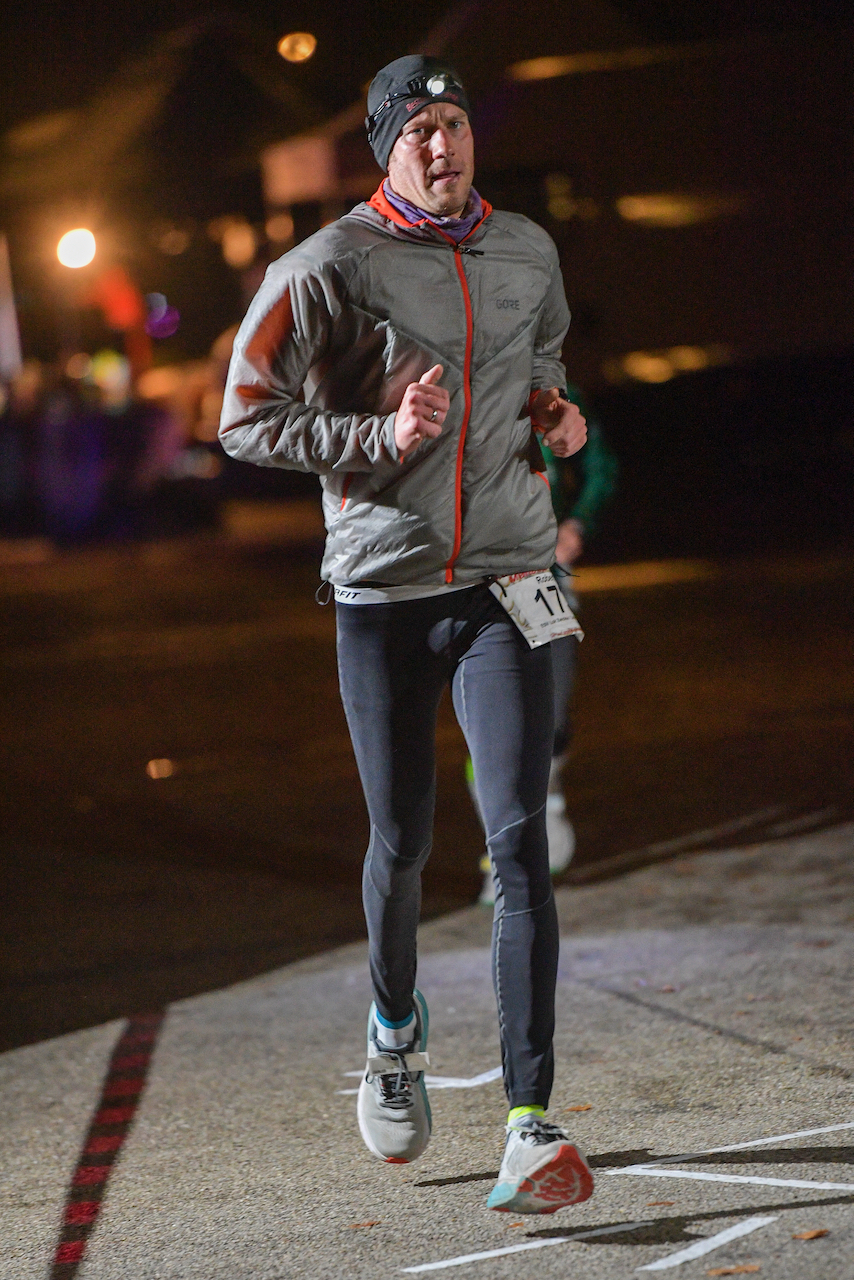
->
<box><xmin>430</xmin><ymin>408</ymin><xmax>438</xmax><ymax>421</ymax></box>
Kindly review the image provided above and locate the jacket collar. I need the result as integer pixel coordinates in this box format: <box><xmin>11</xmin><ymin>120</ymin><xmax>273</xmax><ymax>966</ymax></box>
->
<box><xmin>366</xmin><ymin>182</ymin><xmax>493</xmax><ymax>243</ymax></box>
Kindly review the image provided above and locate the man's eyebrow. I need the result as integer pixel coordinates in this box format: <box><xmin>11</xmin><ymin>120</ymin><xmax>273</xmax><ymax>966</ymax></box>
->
<box><xmin>405</xmin><ymin>112</ymin><xmax>466</xmax><ymax>130</ymax></box>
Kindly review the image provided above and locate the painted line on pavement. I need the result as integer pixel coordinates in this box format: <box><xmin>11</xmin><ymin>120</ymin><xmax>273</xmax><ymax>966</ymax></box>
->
<box><xmin>339</xmin><ymin>1066</ymin><xmax>503</xmax><ymax>1095</ymax></box>
<box><xmin>49</xmin><ymin>1012</ymin><xmax>165</xmax><ymax>1278</ymax></box>
<box><xmin>637</xmin><ymin>1215</ymin><xmax>778</xmax><ymax>1272</ymax></box>
<box><xmin>568</xmin><ymin>805</ymin><xmax>786</xmax><ymax>884</ymax></box>
<box><xmin>608</xmin><ymin>1118</ymin><xmax>854</xmax><ymax>1171</ymax></box>
<box><xmin>613</xmin><ymin>1167</ymin><xmax>854</xmax><ymax>1192</ymax></box>
<box><xmin>401</xmin><ymin>1220</ymin><xmax>653</xmax><ymax>1273</ymax></box>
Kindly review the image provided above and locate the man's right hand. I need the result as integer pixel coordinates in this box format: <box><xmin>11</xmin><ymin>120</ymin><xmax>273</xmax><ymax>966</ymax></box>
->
<box><xmin>395</xmin><ymin>364</ymin><xmax>449</xmax><ymax>460</ymax></box>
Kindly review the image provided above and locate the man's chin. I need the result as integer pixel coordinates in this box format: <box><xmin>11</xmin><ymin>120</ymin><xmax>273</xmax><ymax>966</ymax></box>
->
<box><xmin>426</xmin><ymin>181</ymin><xmax>471</xmax><ymax>217</ymax></box>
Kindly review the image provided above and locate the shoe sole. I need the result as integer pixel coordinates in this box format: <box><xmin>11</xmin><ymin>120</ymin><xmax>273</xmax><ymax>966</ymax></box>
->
<box><xmin>357</xmin><ymin>989</ymin><xmax>431</xmax><ymax>1165</ymax></box>
<box><xmin>487</xmin><ymin>1143</ymin><xmax>594</xmax><ymax>1214</ymax></box>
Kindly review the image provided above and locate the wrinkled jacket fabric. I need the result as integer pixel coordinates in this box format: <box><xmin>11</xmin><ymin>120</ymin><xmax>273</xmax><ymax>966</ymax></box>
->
<box><xmin>219</xmin><ymin>191</ymin><xmax>570</xmax><ymax>587</ymax></box>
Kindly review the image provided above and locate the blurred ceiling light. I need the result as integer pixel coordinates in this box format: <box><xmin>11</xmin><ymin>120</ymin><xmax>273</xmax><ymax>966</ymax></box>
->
<box><xmin>278</xmin><ymin>32</ymin><xmax>317</xmax><ymax>62</ymax></box>
<box><xmin>146</xmin><ymin>758</ymin><xmax>175</xmax><ymax>779</ymax></box>
<box><xmin>609</xmin><ymin>343</ymin><xmax>733</xmax><ymax>383</ymax></box>
<box><xmin>668</xmin><ymin>345</ymin><xmax>710</xmax><ymax>372</ymax></box>
<box><xmin>65</xmin><ymin>352</ymin><xmax>92</xmax><ymax>380</ymax></box>
<box><xmin>622</xmin><ymin>352</ymin><xmax>676</xmax><ymax>383</ymax></box>
<box><xmin>137</xmin><ymin>366</ymin><xmax>184</xmax><ymax>399</ymax></box>
<box><xmin>265</xmin><ymin>212</ymin><xmax>295</xmax><ymax>243</ymax></box>
<box><xmin>508</xmin><ymin>41</ymin><xmax>710</xmax><ymax>81</ymax></box>
<box><xmin>616</xmin><ymin>193</ymin><xmax>746</xmax><ymax>227</ymax></box>
<box><xmin>220</xmin><ymin>220</ymin><xmax>257</xmax><ymax>269</ymax></box>
<box><xmin>57</xmin><ymin>228</ymin><xmax>96</xmax><ymax>268</ymax></box>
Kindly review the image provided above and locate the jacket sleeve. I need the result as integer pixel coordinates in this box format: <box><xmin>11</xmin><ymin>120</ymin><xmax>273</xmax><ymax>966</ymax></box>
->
<box><xmin>218</xmin><ymin>253</ymin><xmax>399</xmax><ymax>475</ymax></box>
<box><xmin>531</xmin><ymin>240</ymin><xmax>571</xmax><ymax>394</ymax></box>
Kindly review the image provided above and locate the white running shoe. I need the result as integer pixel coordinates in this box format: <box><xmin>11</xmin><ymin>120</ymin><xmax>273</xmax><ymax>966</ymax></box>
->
<box><xmin>546</xmin><ymin>754</ymin><xmax>575</xmax><ymax>875</ymax></box>
<box><xmin>546</xmin><ymin>794</ymin><xmax>575</xmax><ymax>874</ymax></box>
<box><xmin>487</xmin><ymin>1114</ymin><xmax>594</xmax><ymax>1214</ymax></box>
<box><xmin>357</xmin><ymin>989</ymin><xmax>431</xmax><ymax>1164</ymax></box>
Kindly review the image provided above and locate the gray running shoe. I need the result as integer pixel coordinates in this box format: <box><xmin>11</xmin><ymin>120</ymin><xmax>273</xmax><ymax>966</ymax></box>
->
<box><xmin>487</xmin><ymin>1114</ymin><xmax>594</xmax><ymax>1213</ymax></box>
<box><xmin>357</xmin><ymin>989</ymin><xmax>431</xmax><ymax>1163</ymax></box>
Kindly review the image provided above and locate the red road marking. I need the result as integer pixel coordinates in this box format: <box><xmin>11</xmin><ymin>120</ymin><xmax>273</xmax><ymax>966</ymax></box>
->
<box><xmin>102</xmin><ymin>1077</ymin><xmax>145</xmax><ymax>1097</ymax></box>
<box><xmin>94</xmin><ymin>1105</ymin><xmax>137</xmax><ymax>1125</ymax></box>
<box><xmin>49</xmin><ymin>1011</ymin><xmax>165</xmax><ymax>1278</ymax></box>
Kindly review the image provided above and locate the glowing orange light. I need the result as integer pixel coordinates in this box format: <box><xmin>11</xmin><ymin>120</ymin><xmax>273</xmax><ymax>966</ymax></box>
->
<box><xmin>277</xmin><ymin>32</ymin><xmax>317</xmax><ymax>62</ymax></box>
<box><xmin>57</xmin><ymin>228</ymin><xmax>96</xmax><ymax>268</ymax></box>
<box><xmin>221</xmin><ymin>220</ymin><xmax>257</xmax><ymax>268</ymax></box>
<box><xmin>265</xmin><ymin>212</ymin><xmax>295</xmax><ymax>243</ymax></box>
<box><xmin>616</xmin><ymin>193</ymin><xmax>745</xmax><ymax>227</ymax></box>
<box><xmin>146</xmin><ymin>758</ymin><xmax>175</xmax><ymax>779</ymax></box>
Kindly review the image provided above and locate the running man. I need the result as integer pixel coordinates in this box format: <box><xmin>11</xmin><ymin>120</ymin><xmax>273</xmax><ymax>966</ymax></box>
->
<box><xmin>219</xmin><ymin>54</ymin><xmax>595</xmax><ymax>1215</ymax></box>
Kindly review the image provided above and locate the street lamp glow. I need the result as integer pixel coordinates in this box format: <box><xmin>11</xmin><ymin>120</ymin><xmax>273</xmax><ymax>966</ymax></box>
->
<box><xmin>277</xmin><ymin>32</ymin><xmax>316</xmax><ymax>62</ymax></box>
<box><xmin>57</xmin><ymin>228</ymin><xmax>96</xmax><ymax>269</ymax></box>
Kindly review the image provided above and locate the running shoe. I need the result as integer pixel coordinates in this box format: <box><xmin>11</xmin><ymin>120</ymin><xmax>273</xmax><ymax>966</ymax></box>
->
<box><xmin>478</xmin><ymin>855</ymin><xmax>495</xmax><ymax>907</ymax></box>
<box><xmin>486</xmin><ymin>1114</ymin><xmax>594</xmax><ymax>1213</ymax></box>
<box><xmin>545</xmin><ymin>754</ymin><xmax>575</xmax><ymax>875</ymax></box>
<box><xmin>357</xmin><ymin>989</ymin><xmax>431</xmax><ymax>1164</ymax></box>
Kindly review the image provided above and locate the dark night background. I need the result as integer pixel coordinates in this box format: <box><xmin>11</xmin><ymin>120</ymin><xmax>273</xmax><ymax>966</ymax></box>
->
<box><xmin>1</xmin><ymin>1</ymin><xmax>852</xmax><ymax>1050</ymax></box>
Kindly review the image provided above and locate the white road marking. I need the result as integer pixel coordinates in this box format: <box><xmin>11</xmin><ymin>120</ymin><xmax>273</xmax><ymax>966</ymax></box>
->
<box><xmin>575</xmin><ymin>805</ymin><xmax>786</xmax><ymax>881</ymax></box>
<box><xmin>605</xmin><ymin>1119</ymin><xmax>854</xmax><ymax>1172</ymax></box>
<box><xmin>401</xmin><ymin>1220</ymin><xmax>652</xmax><ymax>1273</ymax></box>
<box><xmin>762</xmin><ymin>806</ymin><xmax>840</xmax><ymax>838</ymax></box>
<box><xmin>338</xmin><ymin>1066</ymin><xmax>503</xmax><ymax>1095</ymax></box>
<box><xmin>632</xmin><ymin>806</ymin><xmax>785</xmax><ymax>859</ymax></box>
<box><xmin>637</xmin><ymin>1215</ymin><xmax>778</xmax><ymax>1271</ymax></box>
<box><xmin>615</xmin><ymin>1167</ymin><xmax>854</xmax><ymax>1192</ymax></box>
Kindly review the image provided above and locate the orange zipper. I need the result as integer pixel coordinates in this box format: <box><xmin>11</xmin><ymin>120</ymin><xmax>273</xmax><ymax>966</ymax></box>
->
<box><xmin>340</xmin><ymin>472</ymin><xmax>352</xmax><ymax>511</ymax></box>
<box><xmin>367</xmin><ymin>185</ymin><xmax>492</xmax><ymax>584</ymax></box>
<box><xmin>444</xmin><ymin>248</ymin><xmax>474</xmax><ymax>582</ymax></box>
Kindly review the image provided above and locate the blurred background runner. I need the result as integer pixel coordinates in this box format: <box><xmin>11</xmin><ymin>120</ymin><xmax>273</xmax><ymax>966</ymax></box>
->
<box><xmin>473</xmin><ymin>384</ymin><xmax>617</xmax><ymax>905</ymax></box>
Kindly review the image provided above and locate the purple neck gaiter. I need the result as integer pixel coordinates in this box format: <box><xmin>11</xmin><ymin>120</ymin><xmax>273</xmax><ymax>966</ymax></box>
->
<box><xmin>382</xmin><ymin>180</ymin><xmax>484</xmax><ymax>243</ymax></box>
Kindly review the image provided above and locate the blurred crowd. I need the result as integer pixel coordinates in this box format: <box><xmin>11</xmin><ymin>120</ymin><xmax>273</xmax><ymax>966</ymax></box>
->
<box><xmin>0</xmin><ymin>325</ymin><xmax>236</xmax><ymax>542</ymax></box>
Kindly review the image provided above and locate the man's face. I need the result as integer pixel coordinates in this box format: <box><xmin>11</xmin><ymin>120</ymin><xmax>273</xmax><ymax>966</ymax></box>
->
<box><xmin>387</xmin><ymin>102</ymin><xmax>474</xmax><ymax>217</ymax></box>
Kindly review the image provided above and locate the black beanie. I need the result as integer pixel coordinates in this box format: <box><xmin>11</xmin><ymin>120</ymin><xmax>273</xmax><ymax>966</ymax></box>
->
<box><xmin>365</xmin><ymin>55</ymin><xmax>472</xmax><ymax>172</ymax></box>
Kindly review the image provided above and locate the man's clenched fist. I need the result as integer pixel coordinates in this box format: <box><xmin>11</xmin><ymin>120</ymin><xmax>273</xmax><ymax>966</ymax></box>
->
<box><xmin>530</xmin><ymin>387</ymin><xmax>587</xmax><ymax>457</ymax></box>
<box><xmin>395</xmin><ymin>364</ymin><xmax>449</xmax><ymax>460</ymax></box>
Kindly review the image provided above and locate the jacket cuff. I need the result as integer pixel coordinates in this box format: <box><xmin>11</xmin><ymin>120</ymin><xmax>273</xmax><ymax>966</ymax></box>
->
<box><xmin>382</xmin><ymin>412</ymin><xmax>401</xmax><ymax>463</ymax></box>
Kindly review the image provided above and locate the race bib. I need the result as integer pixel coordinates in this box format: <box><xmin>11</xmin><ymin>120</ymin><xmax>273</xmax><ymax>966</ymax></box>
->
<box><xmin>489</xmin><ymin>570</ymin><xmax>584</xmax><ymax>649</ymax></box>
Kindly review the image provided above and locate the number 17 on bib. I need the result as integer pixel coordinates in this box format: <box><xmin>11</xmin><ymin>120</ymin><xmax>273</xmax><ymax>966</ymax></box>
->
<box><xmin>489</xmin><ymin>570</ymin><xmax>584</xmax><ymax>649</ymax></box>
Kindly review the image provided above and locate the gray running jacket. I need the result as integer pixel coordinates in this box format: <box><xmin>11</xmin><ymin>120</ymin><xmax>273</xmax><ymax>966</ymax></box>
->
<box><xmin>219</xmin><ymin>187</ymin><xmax>571</xmax><ymax>587</ymax></box>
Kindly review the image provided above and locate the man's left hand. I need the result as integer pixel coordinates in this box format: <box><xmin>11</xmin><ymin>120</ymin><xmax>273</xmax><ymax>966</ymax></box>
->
<box><xmin>530</xmin><ymin>388</ymin><xmax>587</xmax><ymax>457</ymax></box>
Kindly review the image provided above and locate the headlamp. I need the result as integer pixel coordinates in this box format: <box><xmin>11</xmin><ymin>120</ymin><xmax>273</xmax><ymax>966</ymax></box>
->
<box><xmin>366</xmin><ymin>72</ymin><xmax>465</xmax><ymax>141</ymax></box>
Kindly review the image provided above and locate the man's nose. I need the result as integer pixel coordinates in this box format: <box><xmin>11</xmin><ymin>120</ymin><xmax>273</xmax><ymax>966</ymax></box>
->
<box><xmin>429</xmin><ymin>126</ymin><xmax>454</xmax><ymax>157</ymax></box>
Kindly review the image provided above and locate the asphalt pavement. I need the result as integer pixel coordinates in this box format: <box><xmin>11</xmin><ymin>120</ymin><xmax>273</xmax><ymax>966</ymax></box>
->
<box><xmin>2</xmin><ymin>523</ymin><xmax>853</xmax><ymax>1276</ymax></box>
<box><xmin>2</xmin><ymin>527</ymin><xmax>852</xmax><ymax>1050</ymax></box>
<box><xmin>3</xmin><ymin>821</ymin><xmax>854</xmax><ymax>1279</ymax></box>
